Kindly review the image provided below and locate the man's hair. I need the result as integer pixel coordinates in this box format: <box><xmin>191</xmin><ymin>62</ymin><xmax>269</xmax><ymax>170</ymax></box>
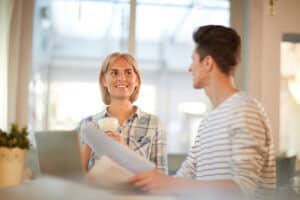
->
<box><xmin>193</xmin><ymin>25</ymin><xmax>241</xmax><ymax>75</ymax></box>
<box><xmin>99</xmin><ymin>52</ymin><xmax>141</xmax><ymax>105</ymax></box>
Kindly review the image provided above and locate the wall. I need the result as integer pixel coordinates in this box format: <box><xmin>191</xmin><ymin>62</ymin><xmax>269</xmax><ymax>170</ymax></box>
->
<box><xmin>230</xmin><ymin>0</ymin><xmax>246</xmax><ymax>90</ymax></box>
<box><xmin>246</xmin><ymin>0</ymin><xmax>300</xmax><ymax>154</ymax></box>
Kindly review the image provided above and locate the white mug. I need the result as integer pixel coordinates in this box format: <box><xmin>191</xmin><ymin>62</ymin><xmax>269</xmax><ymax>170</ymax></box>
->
<box><xmin>98</xmin><ymin>117</ymin><xmax>119</xmax><ymax>133</ymax></box>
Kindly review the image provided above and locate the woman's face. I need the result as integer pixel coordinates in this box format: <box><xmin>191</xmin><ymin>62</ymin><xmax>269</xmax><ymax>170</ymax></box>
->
<box><xmin>102</xmin><ymin>58</ymin><xmax>139</xmax><ymax>102</ymax></box>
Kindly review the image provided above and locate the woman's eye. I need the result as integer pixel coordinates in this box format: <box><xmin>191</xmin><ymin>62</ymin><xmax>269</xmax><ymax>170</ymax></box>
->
<box><xmin>125</xmin><ymin>70</ymin><xmax>133</xmax><ymax>76</ymax></box>
<box><xmin>110</xmin><ymin>71</ymin><xmax>118</xmax><ymax>76</ymax></box>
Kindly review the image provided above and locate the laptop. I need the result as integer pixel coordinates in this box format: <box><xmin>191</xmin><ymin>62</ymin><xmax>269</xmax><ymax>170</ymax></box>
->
<box><xmin>35</xmin><ymin>130</ymin><xmax>85</xmax><ymax>182</ymax></box>
<box><xmin>34</xmin><ymin>130</ymin><xmax>146</xmax><ymax>194</ymax></box>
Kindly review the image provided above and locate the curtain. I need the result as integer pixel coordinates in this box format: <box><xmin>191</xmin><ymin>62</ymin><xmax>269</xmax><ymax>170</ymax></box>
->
<box><xmin>0</xmin><ymin>0</ymin><xmax>13</xmax><ymax>130</ymax></box>
<box><xmin>0</xmin><ymin>0</ymin><xmax>34</xmax><ymax>129</ymax></box>
<box><xmin>7</xmin><ymin>0</ymin><xmax>34</xmax><ymax>128</ymax></box>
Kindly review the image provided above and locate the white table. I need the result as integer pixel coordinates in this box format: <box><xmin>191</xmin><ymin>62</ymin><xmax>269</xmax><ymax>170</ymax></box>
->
<box><xmin>0</xmin><ymin>176</ymin><xmax>176</xmax><ymax>200</ymax></box>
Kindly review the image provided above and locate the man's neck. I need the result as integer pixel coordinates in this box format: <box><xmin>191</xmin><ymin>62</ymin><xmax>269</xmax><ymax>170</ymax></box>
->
<box><xmin>205</xmin><ymin>74</ymin><xmax>238</xmax><ymax>108</ymax></box>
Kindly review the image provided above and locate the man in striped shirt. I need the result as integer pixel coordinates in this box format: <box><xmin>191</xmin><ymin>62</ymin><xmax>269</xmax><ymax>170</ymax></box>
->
<box><xmin>130</xmin><ymin>25</ymin><xmax>276</xmax><ymax>199</ymax></box>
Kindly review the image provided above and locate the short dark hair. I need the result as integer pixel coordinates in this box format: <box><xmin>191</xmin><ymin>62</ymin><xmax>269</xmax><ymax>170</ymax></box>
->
<box><xmin>193</xmin><ymin>25</ymin><xmax>241</xmax><ymax>75</ymax></box>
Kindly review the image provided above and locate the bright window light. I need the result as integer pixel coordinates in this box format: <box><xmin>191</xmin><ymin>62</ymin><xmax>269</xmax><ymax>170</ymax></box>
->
<box><xmin>288</xmin><ymin>71</ymin><xmax>300</xmax><ymax>104</ymax></box>
<box><xmin>135</xmin><ymin>84</ymin><xmax>156</xmax><ymax>114</ymax></box>
<box><xmin>0</xmin><ymin>2</ymin><xmax>9</xmax><ymax>130</ymax></box>
<box><xmin>178</xmin><ymin>102</ymin><xmax>207</xmax><ymax>115</ymax></box>
<box><xmin>48</xmin><ymin>82</ymin><xmax>104</xmax><ymax>130</ymax></box>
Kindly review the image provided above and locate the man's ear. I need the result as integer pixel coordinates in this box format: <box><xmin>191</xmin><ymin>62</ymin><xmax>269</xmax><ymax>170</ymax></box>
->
<box><xmin>204</xmin><ymin>55</ymin><xmax>214</xmax><ymax>72</ymax></box>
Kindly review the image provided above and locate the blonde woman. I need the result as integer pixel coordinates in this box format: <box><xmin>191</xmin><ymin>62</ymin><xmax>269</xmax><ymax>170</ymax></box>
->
<box><xmin>78</xmin><ymin>52</ymin><xmax>168</xmax><ymax>174</ymax></box>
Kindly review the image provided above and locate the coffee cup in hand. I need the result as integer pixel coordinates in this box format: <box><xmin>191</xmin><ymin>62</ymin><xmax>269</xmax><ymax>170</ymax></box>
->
<box><xmin>98</xmin><ymin>117</ymin><xmax>119</xmax><ymax>133</ymax></box>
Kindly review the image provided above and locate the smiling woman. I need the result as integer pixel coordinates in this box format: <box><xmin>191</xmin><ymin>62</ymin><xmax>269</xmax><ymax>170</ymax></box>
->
<box><xmin>77</xmin><ymin>52</ymin><xmax>168</xmax><ymax>175</ymax></box>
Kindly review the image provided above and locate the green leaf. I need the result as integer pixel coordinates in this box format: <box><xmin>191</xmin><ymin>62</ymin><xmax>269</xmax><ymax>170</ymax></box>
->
<box><xmin>0</xmin><ymin>123</ymin><xmax>30</xmax><ymax>149</ymax></box>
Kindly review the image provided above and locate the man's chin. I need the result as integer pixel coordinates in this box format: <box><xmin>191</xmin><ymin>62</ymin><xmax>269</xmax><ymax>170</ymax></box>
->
<box><xmin>193</xmin><ymin>83</ymin><xmax>202</xmax><ymax>89</ymax></box>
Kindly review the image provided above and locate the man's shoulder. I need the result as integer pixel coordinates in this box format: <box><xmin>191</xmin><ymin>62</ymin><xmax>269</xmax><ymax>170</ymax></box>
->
<box><xmin>231</xmin><ymin>92</ymin><xmax>264</xmax><ymax>114</ymax></box>
<box><xmin>229</xmin><ymin>93</ymin><xmax>270</xmax><ymax>129</ymax></box>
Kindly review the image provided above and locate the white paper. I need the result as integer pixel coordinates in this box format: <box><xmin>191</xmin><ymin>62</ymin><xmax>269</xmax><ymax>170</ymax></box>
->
<box><xmin>82</xmin><ymin>122</ymin><xmax>155</xmax><ymax>174</ymax></box>
<box><xmin>86</xmin><ymin>156</ymin><xmax>133</xmax><ymax>190</ymax></box>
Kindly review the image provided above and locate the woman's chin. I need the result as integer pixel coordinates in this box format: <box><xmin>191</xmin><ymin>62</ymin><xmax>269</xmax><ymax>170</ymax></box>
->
<box><xmin>110</xmin><ymin>95</ymin><xmax>132</xmax><ymax>101</ymax></box>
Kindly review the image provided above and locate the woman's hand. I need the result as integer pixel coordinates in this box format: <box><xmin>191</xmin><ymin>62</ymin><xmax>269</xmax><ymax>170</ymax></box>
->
<box><xmin>105</xmin><ymin>131</ymin><xmax>126</xmax><ymax>145</ymax></box>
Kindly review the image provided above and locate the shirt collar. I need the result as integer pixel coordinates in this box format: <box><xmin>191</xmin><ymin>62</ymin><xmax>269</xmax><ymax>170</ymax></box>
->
<box><xmin>102</xmin><ymin>105</ymin><xmax>141</xmax><ymax>120</ymax></box>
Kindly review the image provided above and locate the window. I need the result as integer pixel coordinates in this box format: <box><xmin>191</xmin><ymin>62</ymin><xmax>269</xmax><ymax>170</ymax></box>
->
<box><xmin>280</xmin><ymin>36</ymin><xmax>300</xmax><ymax>157</ymax></box>
<box><xmin>48</xmin><ymin>82</ymin><xmax>103</xmax><ymax>130</ymax></box>
<box><xmin>135</xmin><ymin>0</ymin><xmax>229</xmax><ymax>152</ymax></box>
<box><xmin>31</xmin><ymin>0</ymin><xmax>230</xmax><ymax>153</ymax></box>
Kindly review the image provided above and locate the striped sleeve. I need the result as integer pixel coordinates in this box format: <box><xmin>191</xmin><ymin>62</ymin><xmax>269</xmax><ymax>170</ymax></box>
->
<box><xmin>229</xmin><ymin>103</ymin><xmax>274</xmax><ymax>196</ymax></box>
<box><xmin>176</xmin><ymin>146</ymin><xmax>196</xmax><ymax>178</ymax></box>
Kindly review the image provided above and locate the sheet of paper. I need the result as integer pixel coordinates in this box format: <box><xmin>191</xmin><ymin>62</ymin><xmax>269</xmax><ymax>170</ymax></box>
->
<box><xmin>81</xmin><ymin>122</ymin><xmax>155</xmax><ymax>174</ymax></box>
<box><xmin>86</xmin><ymin>155</ymin><xmax>133</xmax><ymax>190</ymax></box>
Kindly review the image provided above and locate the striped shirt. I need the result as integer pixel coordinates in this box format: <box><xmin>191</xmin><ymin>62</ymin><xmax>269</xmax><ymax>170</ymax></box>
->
<box><xmin>77</xmin><ymin>106</ymin><xmax>168</xmax><ymax>174</ymax></box>
<box><xmin>176</xmin><ymin>92</ymin><xmax>276</xmax><ymax>199</ymax></box>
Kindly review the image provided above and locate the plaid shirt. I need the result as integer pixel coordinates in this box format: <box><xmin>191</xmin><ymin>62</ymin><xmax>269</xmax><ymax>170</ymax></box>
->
<box><xmin>77</xmin><ymin>106</ymin><xmax>168</xmax><ymax>174</ymax></box>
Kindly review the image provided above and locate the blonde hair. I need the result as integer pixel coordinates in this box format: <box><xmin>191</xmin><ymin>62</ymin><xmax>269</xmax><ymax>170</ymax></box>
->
<box><xmin>99</xmin><ymin>52</ymin><xmax>141</xmax><ymax>105</ymax></box>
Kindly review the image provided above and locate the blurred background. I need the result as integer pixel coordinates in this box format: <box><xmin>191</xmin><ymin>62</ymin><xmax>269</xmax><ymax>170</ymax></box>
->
<box><xmin>29</xmin><ymin>0</ymin><xmax>230</xmax><ymax>153</ymax></box>
<box><xmin>1</xmin><ymin>0</ymin><xmax>300</xmax><ymax>177</ymax></box>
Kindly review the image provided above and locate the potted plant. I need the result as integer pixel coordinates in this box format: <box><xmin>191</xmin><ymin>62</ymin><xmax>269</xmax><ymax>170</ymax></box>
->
<box><xmin>0</xmin><ymin>123</ymin><xmax>30</xmax><ymax>187</ymax></box>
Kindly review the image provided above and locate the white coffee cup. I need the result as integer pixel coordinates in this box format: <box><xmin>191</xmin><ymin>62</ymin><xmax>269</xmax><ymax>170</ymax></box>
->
<box><xmin>98</xmin><ymin>117</ymin><xmax>119</xmax><ymax>133</ymax></box>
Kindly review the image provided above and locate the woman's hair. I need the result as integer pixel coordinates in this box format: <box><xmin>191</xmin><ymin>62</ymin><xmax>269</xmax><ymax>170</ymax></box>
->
<box><xmin>99</xmin><ymin>52</ymin><xmax>141</xmax><ymax>105</ymax></box>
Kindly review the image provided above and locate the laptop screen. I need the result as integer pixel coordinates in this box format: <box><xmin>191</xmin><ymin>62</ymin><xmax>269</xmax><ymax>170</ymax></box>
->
<box><xmin>35</xmin><ymin>130</ymin><xmax>84</xmax><ymax>182</ymax></box>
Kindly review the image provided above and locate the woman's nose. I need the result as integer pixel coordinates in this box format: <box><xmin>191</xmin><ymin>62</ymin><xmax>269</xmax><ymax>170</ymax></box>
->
<box><xmin>116</xmin><ymin>72</ymin><xmax>126</xmax><ymax>80</ymax></box>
